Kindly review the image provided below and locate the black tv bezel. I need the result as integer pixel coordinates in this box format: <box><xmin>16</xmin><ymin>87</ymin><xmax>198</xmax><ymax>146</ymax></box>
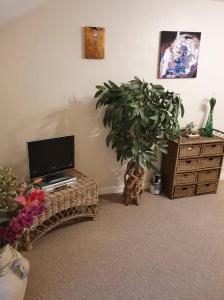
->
<box><xmin>27</xmin><ymin>135</ymin><xmax>75</xmax><ymax>180</ymax></box>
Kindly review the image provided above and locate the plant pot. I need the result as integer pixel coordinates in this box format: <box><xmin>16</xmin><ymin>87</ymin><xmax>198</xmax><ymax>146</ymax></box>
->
<box><xmin>0</xmin><ymin>245</ymin><xmax>30</xmax><ymax>300</ymax></box>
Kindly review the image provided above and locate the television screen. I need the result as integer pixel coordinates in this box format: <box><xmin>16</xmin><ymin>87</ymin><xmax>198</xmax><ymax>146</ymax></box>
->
<box><xmin>27</xmin><ymin>135</ymin><xmax>74</xmax><ymax>179</ymax></box>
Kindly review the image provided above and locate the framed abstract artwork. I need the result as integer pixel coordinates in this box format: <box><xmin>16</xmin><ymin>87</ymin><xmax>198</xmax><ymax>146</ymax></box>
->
<box><xmin>159</xmin><ymin>31</ymin><xmax>201</xmax><ymax>79</ymax></box>
<box><xmin>85</xmin><ymin>26</ymin><xmax>105</xmax><ymax>59</ymax></box>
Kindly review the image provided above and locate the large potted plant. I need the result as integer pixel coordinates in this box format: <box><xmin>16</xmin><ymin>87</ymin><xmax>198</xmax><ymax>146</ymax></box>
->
<box><xmin>0</xmin><ymin>167</ymin><xmax>45</xmax><ymax>300</ymax></box>
<box><xmin>95</xmin><ymin>77</ymin><xmax>184</xmax><ymax>205</ymax></box>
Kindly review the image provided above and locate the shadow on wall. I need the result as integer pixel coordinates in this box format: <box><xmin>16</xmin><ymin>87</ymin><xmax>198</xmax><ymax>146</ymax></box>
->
<box><xmin>3</xmin><ymin>95</ymin><xmax>125</xmax><ymax>188</ymax></box>
<box><xmin>4</xmin><ymin>95</ymin><xmax>212</xmax><ymax>188</ymax></box>
<box><xmin>39</xmin><ymin>95</ymin><xmax>126</xmax><ymax>186</ymax></box>
<box><xmin>199</xmin><ymin>98</ymin><xmax>209</xmax><ymax>129</ymax></box>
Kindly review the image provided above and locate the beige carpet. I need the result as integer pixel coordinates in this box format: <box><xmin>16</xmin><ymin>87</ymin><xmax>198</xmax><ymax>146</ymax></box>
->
<box><xmin>23</xmin><ymin>183</ymin><xmax>224</xmax><ymax>300</ymax></box>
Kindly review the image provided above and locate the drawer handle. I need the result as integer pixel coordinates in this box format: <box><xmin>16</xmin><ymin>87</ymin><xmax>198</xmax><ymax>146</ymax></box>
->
<box><xmin>188</xmin><ymin>147</ymin><xmax>192</xmax><ymax>150</ymax></box>
<box><xmin>182</xmin><ymin>187</ymin><xmax>188</xmax><ymax>190</ymax></box>
<box><xmin>186</xmin><ymin>160</ymin><xmax>191</xmax><ymax>164</ymax></box>
<box><xmin>209</xmin><ymin>158</ymin><xmax>213</xmax><ymax>161</ymax></box>
<box><xmin>206</xmin><ymin>171</ymin><xmax>211</xmax><ymax>174</ymax></box>
<box><xmin>212</xmin><ymin>145</ymin><xmax>216</xmax><ymax>148</ymax></box>
<box><xmin>205</xmin><ymin>184</ymin><xmax>210</xmax><ymax>187</ymax></box>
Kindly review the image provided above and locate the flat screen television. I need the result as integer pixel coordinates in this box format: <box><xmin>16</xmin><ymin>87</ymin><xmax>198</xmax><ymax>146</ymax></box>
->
<box><xmin>27</xmin><ymin>135</ymin><xmax>74</xmax><ymax>180</ymax></box>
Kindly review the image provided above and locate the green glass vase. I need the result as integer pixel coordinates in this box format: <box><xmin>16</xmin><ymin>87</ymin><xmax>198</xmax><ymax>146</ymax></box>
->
<box><xmin>202</xmin><ymin>97</ymin><xmax>216</xmax><ymax>137</ymax></box>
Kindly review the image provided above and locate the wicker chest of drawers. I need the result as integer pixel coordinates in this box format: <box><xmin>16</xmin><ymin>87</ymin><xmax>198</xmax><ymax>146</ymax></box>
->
<box><xmin>162</xmin><ymin>130</ymin><xmax>224</xmax><ymax>199</ymax></box>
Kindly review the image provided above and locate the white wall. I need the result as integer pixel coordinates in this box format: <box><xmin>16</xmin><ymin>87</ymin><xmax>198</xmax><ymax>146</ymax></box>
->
<box><xmin>0</xmin><ymin>0</ymin><xmax>223</xmax><ymax>192</ymax></box>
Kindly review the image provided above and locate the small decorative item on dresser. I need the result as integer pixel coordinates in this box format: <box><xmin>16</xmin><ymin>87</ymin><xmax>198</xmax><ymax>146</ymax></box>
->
<box><xmin>162</xmin><ymin>129</ymin><xmax>224</xmax><ymax>199</ymax></box>
<box><xmin>0</xmin><ymin>167</ymin><xmax>45</xmax><ymax>300</ymax></box>
<box><xmin>202</xmin><ymin>97</ymin><xmax>216</xmax><ymax>137</ymax></box>
<box><xmin>184</xmin><ymin>122</ymin><xmax>200</xmax><ymax>138</ymax></box>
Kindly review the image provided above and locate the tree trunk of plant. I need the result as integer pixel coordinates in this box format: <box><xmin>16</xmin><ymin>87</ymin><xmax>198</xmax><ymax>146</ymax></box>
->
<box><xmin>123</xmin><ymin>162</ymin><xmax>145</xmax><ymax>205</ymax></box>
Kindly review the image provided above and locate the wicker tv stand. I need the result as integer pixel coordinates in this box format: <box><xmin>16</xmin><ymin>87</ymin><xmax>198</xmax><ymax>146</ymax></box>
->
<box><xmin>22</xmin><ymin>170</ymin><xmax>98</xmax><ymax>250</ymax></box>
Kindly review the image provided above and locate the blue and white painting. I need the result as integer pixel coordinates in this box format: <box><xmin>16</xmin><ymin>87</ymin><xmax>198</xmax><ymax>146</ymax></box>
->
<box><xmin>159</xmin><ymin>31</ymin><xmax>201</xmax><ymax>79</ymax></box>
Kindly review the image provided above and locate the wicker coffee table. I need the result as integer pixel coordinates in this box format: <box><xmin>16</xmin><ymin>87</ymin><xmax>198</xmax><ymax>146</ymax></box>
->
<box><xmin>22</xmin><ymin>170</ymin><xmax>98</xmax><ymax>250</ymax></box>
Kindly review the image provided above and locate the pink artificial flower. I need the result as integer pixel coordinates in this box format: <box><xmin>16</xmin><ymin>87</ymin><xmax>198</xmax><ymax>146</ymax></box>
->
<box><xmin>30</xmin><ymin>204</ymin><xmax>44</xmax><ymax>216</ymax></box>
<box><xmin>3</xmin><ymin>227</ymin><xmax>17</xmax><ymax>243</ymax></box>
<box><xmin>17</xmin><ymin>208</ymin><xmax>35</xmax><ymax>228</ymax></box>
<box><xmin>16</xmin><ymin>195</ymin><xmax>27</xmax><ymax>206</ymax></box>
<box><xmin>17</xmin><ymin>186</ymin><xmax>26</xmax><ymax>194</ymax></box>
<box><xmin>27</xmin><ymin>189</ymin><xmax>45</xmax><ymax>203</ymax></box>
<box><xmin>1</xmin><ymin>188</ymin><xmax>45</xmax><ymax>245</ymax></box>
<box><xmin>16</xmin><ymin>189</ymin><xmax>45</xmax><ymax>208</ymax></box>
<box><xmin>33</xmin><ymin>178</ymin><xmax>43</xmax><ymax>184</ymax></box>
<box><xmin>9</xmin><ymin>218</ymin><xmax>24</xmax><ymax>234</ymax></box>
<box><xmin>19</xmin><ymin>218</ymin><xmax>33</xmax><ymax>228</ymax></box>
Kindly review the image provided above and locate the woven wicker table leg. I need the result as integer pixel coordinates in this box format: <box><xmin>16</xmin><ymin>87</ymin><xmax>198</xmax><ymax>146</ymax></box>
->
<box><xmin>91</xmin><ymin>205</ymin><xmax>97</xmax><ymax>220</ymax></box>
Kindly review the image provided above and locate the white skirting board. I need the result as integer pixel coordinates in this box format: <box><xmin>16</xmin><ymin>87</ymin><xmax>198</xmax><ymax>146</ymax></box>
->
<box><xmin>98</xmin><ymin>185</ymin><xmax>124</xmax><ymax>195</ymax></box>
<box><xmin>99</xmin><ymin>175</ymin><xmax>224</xmax><ymax>195</ymax></box>
<box><xmin>98</xmin><ymin>182</ymin><xmax>150</xmax><ymax>195</ymax></box>
<box><xmin>220</xmin><ymin>173</ymin><xmax>224</xmax><ymax>181</ymax></box>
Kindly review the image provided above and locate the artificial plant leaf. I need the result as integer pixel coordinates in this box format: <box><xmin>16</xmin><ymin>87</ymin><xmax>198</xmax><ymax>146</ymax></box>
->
<box><xmin>129</xmin><ymin>103</ymin><xmax>139</xmax><ymax>109</ymax></box>
<box><xmin>119</xmin><ymin>90</ymin><xmax>130</xmax><ymax>97</ymax></box>
<box><xmin>159</xmin><ymin>147</ymin><xmax>168</xmax><ymax>154</ymax></box>
<box><xmin>94</xmin><ymin>90</ymin><xmax>104</xmax><ymax>98</ymax></box>
<box><xmin>96</xmin><ymin>85</ymin><xmax>106</xmax><ymax>90</ymax></box>
<box><xmin>160</xmin><ymin>112</ymin><xmax>166</xmax><ymax>122</ymax></box>
<box><xmin>134</xmin><ymin>76</ymin><xmax>142</xmax><ymax>83</ymax></box>
<box><xmin>129</xmin><ymin>83</ymin><xmax>139</xmax><ymax>90</ymax></box>
<box><xmin>108</xmin><ymin>80</ymin><xmax>118</xmax><ymax>88</ymax></box>
<box><xmin>168</xmin><ymin>103</ymin><xmax>174</xmax><ymax>112</ymax></box>
<box><xmin>0</xmin><ymin>217</ymin><xmax>10</xmax><ymax>224</ymax></box>
<box><xmin>104</xmin><ymin>82</ymin><xmax>111</xmax><ymax>89</ymax></box>
<box><xmin>135</xmin><ymin>94</ymin><xmax>144</xmax><ymax>100</ymax></box>
<box><xmin>139</xmin><ymin>110</ymin><xmax>146</xmax><ymax>120</ymax></box>
<box><xmin>150</xmin><ymin>83</ymin><xmax>164</xmax><ymax>90</ymax></box>
<box><xmin>149</xmin><ymin>115</ymin><xmax>158</xmax><ymax>121</ymax></box>
<box><xmin>146</xmin><ymin>161</ymin><xmax>159</xmax><ymax>172</ymax></box>
<box><xmin>158</xmin><ymin>142</ymin><xmax>168</xmax><ymax>148</ymax></box>
<box><xmin>181</xmin><ymin>103</ymin><xmax>185</xmax><ymax>118</ymax></box>
<box><xmin>134</xmin><ymin>123</ymin><xmax>142</xmax><ymax>136</ymax></box>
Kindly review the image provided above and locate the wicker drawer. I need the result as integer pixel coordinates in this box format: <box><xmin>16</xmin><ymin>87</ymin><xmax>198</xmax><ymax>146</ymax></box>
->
<box><xmin>175</xmin><ymin>172</ymin><xmax>197</xmax><ymax>185</ymax></box>
<box><xmin>173</xmin><ymin>185</ymin><xmax>196</xmax><ymax>198</ymax></box>
<box><xmin>198</xmin><ymin>169</ymin><xmax>220</xmax><ymax>182</ymax></box>
<box><xmin>197</xmin><ymin>182</ymin><xmax>217</xmax><ymax>194</ymax></box>
<box><xmin>201</xmin><ymin>143</ymin><xmax>223</xmax><ymax>156</ymax></box>
<box><xmin>176</xmin><ymin>159</ymin><xmax>199</xmax><ymax>172</ymax></box>
<box><xmin>179</xmin><ymin>145</ymin><xmax>200</xmax><ymax>158</ymax></box>
<box><xmin>199</xmin><ymin>156</ymin><xmax>222</xmax><ymax>169</ymax></box>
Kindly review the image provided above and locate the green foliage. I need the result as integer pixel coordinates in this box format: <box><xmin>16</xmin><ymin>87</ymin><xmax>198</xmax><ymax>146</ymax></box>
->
<box><xmin>0</xmin><ymin>217</ymin><xmax>10</xmax><ymax>224</ymax></box>
<box><xmin>0</xmin><ymin>167</ymin><xmax>43</xmax><ymax>216</ymax></box>
<box><xmin>95</xmin><ymin>77</ymin><xmax>184</xmax><ymax>171</ymax></box>
<box><xmin>0</xmin><ymin>167</ymin><xmax>18</xmax><ymax>212</ymax></box>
